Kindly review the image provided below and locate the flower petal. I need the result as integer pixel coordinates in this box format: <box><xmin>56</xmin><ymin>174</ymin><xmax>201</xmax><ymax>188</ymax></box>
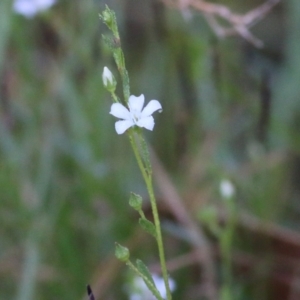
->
<box><xmin>141</xmin><ymin>100</ymin><xmax>162</xmax><ymax>118</ymax></box>
<box><xmin>110</xmin><ymin>103</ymin><xmax>130</xmax><ymax>120</ymax></box>
<box><xmin>102</xmin><ymin>67</ymin><xmax>113</xmax><ymax>86</ymax></box>
<box><xmin>128</xmin><ymin>94</ymin><xmax>144</xmax><ymax>113</ymax></box>
<box><xmin>115</xmin><ymin>120</ymin><xmax>134</xmax><ymax>134</ymax></box>
<box><xmin>14</xmin><ymin>0</ymin><xmax>56</xmax><ymax>17</ymax></box>
<box><xmin>136</xmin><ymin>116</ymin><xmax>155</xmax><ymax>131</ymax></box>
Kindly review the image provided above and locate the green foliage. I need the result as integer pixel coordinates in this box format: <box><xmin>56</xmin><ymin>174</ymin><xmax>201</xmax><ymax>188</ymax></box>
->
<box><xmin>135</xmin><ymin>259</ymin><xmax>163</xmax><ymax>300</ymax></box>
<box><xmin>139</xmin><ymin>218</ymin><xmax>157</xmax><ymax>239</ymax></box>
<box><xmin>129</xmin><ymin>192</ymin><xmax>143</xmax><ymax>211</ymax></box>
<box><xmin>0</xmin><ymin>0</ymin><xmax>297</xmax><ymax>299</ymax></box>
<box><xmin>115</xmin><ymin>243</ymin><xmax>130</xmax><ymax>262</ymax></box>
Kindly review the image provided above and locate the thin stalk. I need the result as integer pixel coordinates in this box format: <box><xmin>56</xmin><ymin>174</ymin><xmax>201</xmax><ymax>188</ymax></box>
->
<box><xmin>146</xmin><ymin>176</ymin><xmax>172</xmax><ymax>300</ymax></box>
<box><xmin>220</xmin><ymin>199</ymin><xmax>236</xmax><ymax>300</ymax></box>
<box><xmin>128</xmin><ymin>133</ymin><xmax>148</xmax><ymax>184</ymax></box>
<box><xmin>220</xmin><ymin>246</ymin><xmax>232</xmax><ymax>300</ymax></box>
<box><xmin>111</xmin><ymin>91</ymin><xmax>119</xmax><ymax>103</ymax></box>
<box><xmin>128</xmin><ymin>132</ymin><xmax>172</xmax><ymax>300</ymax></box>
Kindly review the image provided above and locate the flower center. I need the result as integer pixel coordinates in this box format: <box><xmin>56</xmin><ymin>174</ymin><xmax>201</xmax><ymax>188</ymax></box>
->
<box><xmin>131</xmin><ymin>110</ymin><xmax>141</xmax><ymax>124</ymax></box>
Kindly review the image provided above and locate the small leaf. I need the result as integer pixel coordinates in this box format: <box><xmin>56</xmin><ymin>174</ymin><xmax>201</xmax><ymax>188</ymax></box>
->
<box><xmin>136</xmin><ymin>260</ymin><xmax>162</xmax><ymax>300</ymax></box>
<box><xmin>139</xmin><ymin>218</ymin><xmax>157</xmax><ymax>238</ymax></box>
<box><xmin>102</xmin><ymin>35</ymin><xmax>115</xmax><ymax>51</ymax></box>
<box><xmin>136</xmin><ymin>259</ymin><xmax>155</xmax><ymax>286</ymax></box>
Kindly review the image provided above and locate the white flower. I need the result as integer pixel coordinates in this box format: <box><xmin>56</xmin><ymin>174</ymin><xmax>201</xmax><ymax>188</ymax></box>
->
<box><xmin>220</xmin><ymin>179</ymin><xmax>235</xmax><ymax>199</ymax></box>
<box><xmin>102</xmin><ymin>67</ymin><xmax>116</xmax><ymax>92</ymax></box>
<box><xmin>13</xmin><ymin>0</ymin><xmax>56</xmax><ymax>18</ymax></box>
<box><xmin>110</xmin><ymin>94</ymin><xmax>162</xmax><ymax>135</ymax></box>
<box><xmin>128</xmin><ymin>274</ymin><xmax>176</xmax><ymax>300</ymax></box>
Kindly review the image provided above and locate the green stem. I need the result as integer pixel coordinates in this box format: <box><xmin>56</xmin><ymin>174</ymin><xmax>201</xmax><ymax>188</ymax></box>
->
<box><xmin>128</xmin><ymin>133</ymin><xmax>148</xmax><ymax>184</ymax></box>
<box><xmin>138</xmin><ymin>209</ymin><xmax>146</xmax><ymax>220</ymax></box>
<box><xmin>103</xmin><ymin>6</ymin><xmax>170</xmax><ymax>298</ymax></box>
<box><xmin>146</xmin><ymin>176</ymin><xmax>172</xmax><ymax>300</ymax></box>
<box><xmin>129</xmin><ymin>132</ymin><xmax>172</xmax><ymax>300</ymax></box>
<box><xmin>220</xmin><ymin>234</ymin><xmax>232</xmax><ymax>300</ymax></box>
<box><xmin>220</xmin><ymin>200</ymin><xmax>236</xmax><ymax>300</ymax></box>
<box><xmin>111</xmin><ymin>91</ymin><xmax>119</xmax><ymax>103</ymax></box>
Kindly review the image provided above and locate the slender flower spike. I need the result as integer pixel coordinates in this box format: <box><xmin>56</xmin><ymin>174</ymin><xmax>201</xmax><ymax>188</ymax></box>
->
<box><xmin>110</xmin><ymin>94</ymin><xmax>162</xmax><ymax>135</ymax></box>
<box><xmin>13</xmin><ymin>0</ymin><xmax>56</xmax><ymax>18</ymax></box>
<box><xmin>102</xmin><ymin>67</ymin><xmax>116</xmax><ymax>92</ymax></box>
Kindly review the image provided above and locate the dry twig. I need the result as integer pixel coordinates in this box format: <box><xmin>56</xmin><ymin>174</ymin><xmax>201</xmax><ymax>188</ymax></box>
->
<box><xmin>161</xmin><ymin>0</ymin><xmax>281</xmax><ymax>47</ymax></box>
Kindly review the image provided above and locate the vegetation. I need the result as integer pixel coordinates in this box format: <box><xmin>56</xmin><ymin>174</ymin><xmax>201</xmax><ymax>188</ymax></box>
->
<box><xmin>1</xmin><ymin>1</ymin><xmax>299</xmax><ymax>299</ymax></box>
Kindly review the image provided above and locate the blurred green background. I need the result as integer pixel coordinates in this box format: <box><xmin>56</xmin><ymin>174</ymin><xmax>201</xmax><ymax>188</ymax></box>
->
<box><xmin>1</xmin><ymin>0</ymin><xmax>299</xmax><ymax>299</ymax></box>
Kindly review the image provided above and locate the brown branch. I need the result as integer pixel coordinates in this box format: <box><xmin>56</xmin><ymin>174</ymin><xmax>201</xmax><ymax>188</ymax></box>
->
<box><xmin>161</xmin><ymin>0</ymin><xmax>281</xmax><ymax>47</ymax></box>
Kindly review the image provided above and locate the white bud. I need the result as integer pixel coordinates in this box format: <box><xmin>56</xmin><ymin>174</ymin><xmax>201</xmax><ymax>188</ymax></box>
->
<box><xmin>220</xmin><ymin>179</ymin><xmax>235</xmax><ymax>199</ymax></box>
<box><xmin>102</xmin><ymin>67</ymin><xmax>116</xmax><ymax>92</ymax></box>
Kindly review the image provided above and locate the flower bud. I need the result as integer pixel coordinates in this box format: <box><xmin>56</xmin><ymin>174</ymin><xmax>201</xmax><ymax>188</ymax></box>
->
<box><xmin>115</xmin><ymin>243</ymin><xmax>130</xmax><ymax>262</ymax></box>
<box><xmin>102</xmin><ymin>9</ymin><xmax>113</xmax><ymax>30</ymax></box>
<box><xmin>220</xmin><ymin>179</ymin><xmax>235</xmax><ymax>199</ymax></box>
<box><xmin>129</xmin><ymin>193</ymin><xmax>143</xmax><ymax>211</ymax></box>
<box><xmin>102</xmin><ymin>66</ymin><xmax>116</xmax><ymax>92</ymax></box>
